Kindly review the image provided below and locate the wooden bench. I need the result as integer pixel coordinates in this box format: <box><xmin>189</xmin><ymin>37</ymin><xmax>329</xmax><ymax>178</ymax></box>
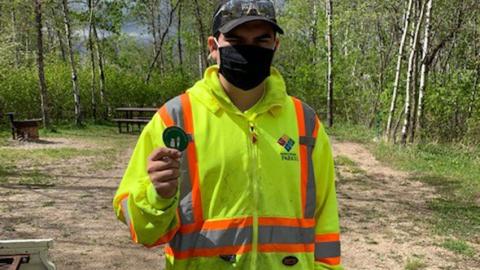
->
<box><xmin>113</xmin><ymin>107</ymin><xmax>157</xmax><ymax>133</ymax></box>
<box><xmin>6</xmin><ymin>113</ymin><xmax>43</xmax><ymax>141</ymax></box>
<box><xmin>0</xmin><ymin>239</ymin><xmax>56</xmax><ymax>270</ymax></box>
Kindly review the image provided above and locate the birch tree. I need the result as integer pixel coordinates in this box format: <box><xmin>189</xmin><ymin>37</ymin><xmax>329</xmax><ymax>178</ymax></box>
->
<box><xmin>401</xmin><ymin>0</ymin><xmax>426</xmax><ymax>145</ymax></box>
<box><xmin>88</xmin><ymin>0</ymin><xmax>97</xmax><ymax>121</ymax></box>
<box><xmin>385</xmin><ymin>0</ymin><xmax>414</xmax><ymax>141</ymax></box>
<box><xmin>325</xmin><ymin>0</ymin><xmax>334</xmax><ymax>127</ymax></box>
<box><xmin>34</xmin><ymin>0</ymin><xmax>50</xmax><ymax>129</ymax></box>
<box><xmin>415</xmin><ymin>0</ymin><xmax>433</xmax><ymax>141</ymax></box>
<box><xmin>62</xmin><ymin>0</ymin><xmax>82</xmax><ymax>125</ymax></box>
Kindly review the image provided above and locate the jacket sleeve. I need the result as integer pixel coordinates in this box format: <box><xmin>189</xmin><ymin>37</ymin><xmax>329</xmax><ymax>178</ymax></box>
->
<box><xmin>113</xmin><ymin>113</ymin><xmax>180</xmax><ymax>247</ymax></box>
<box><xmin>312</xmin><ymin>121</ymin><xmax>343</xmax><ymax>270</ymax></box>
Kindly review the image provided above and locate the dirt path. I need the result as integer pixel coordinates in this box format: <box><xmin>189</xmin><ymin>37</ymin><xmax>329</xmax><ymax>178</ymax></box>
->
<box><xmin>1</xmin><ymin>137</ymin><xmax>478</xmax><ymax>269</ymax></box>
<box><xmin>333</xmin><ymin>139</ymin><xmax>478</xmax><ymax>270</ymax></box>
<box><xmin>0</xmin><ymin>137</ymin><xmax>165</xmax><ymax>269</ymax></box>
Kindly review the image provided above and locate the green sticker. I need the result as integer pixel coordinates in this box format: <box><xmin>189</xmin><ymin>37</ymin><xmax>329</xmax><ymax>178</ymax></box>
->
<box><xmin>163</xmin><ymin>126</ymin><xmax>189</xmax><ymax>152</ymax></box>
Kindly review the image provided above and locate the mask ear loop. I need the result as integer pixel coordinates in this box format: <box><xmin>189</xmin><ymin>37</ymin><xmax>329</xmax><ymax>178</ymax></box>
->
<box><xmin>213</xmin><ymin>37</ymin><xmax>220</xmax><ymax>48</ymax></box>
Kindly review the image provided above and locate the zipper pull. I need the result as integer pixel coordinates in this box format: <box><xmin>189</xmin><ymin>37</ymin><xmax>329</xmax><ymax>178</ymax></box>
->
<box><xmin>249</xmin><ymin>122</ymin><xmax>258</xmax><ymax>144</ymax></box>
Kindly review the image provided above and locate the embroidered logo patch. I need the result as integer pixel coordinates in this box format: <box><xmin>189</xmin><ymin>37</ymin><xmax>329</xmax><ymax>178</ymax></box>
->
<box><xmin>278</xmin><ymin>135</ymin><xmax>295</xmax><ymax>152</ymax></box>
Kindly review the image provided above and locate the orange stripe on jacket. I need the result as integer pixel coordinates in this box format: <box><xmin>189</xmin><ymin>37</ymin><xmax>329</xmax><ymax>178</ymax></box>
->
<box><xmin>259</xmin><ymin>243</ymin><xmax>315</xmax><ymax>253</ymax></box>
<box><xmin>158</xmin><ymin>106</ymin><xmax>175</xmax><ymax>127</ymax></box>
<box><xmin>165</xmin><ymin>244</ymin><xmax>253</xmax><ymax>259</ymax></box>
<box><xmin>292</xmin><ymin>97</ymin><xmax>308</xmax><ymax>219</ymax></box>
<box><xmin>317</xmin><ymin>256</ymin><xmax>341</xmax><ymax>265</ymax></box>
<box><xmin>315</xmin><ymin>233</ymin><xmax>340</xmax><ymax>243</ymax></box>
<box><xmin>180</xmin><ymin>94</ymin><xmax>204</xmax><ymax>226</ymax></box>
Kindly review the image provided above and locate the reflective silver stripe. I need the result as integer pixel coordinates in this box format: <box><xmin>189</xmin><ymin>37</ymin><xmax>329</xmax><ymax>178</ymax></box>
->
<box><xmin>302</xmin><ymin>102</ymin><xmax>317</xmax><ymax>137</ymax></box>
<box><xmin>165</xmin><ymin>96</ymin><xmax>184</xmax><ymax>127</ymax></box>
<box><xmin>300</xmin><ymin>136</ymin><xmax>316</xmax><ymax>146</ymax></box>
<box><xmin>121</xmin><ymin>198</ymin><xmax>131</xmax><ymax>228</ymax></box>
<box><xmin>305</xmin><ymin>144</ymin><xmax>316</xmax><ymax>218</ymax></box>
<box><xmin>163</xmin><ymin>95</ymin><xmax>195</xmax><ymax>225</ymax></box>
<box><xmin>315</xmin><ymin>241</ymin><xmax>341</xmax><ymax>259</ymax></box>
<box><xmin>258</xmin><ymin>226</ymin><xmax>314</xmax><ymax>244</ymax></box>
<box><xmin>170</xmin><ymin>227</ymin><xmax>253</xmax><ymax>252</ymax></box>
<box><xmin>298</xmin><ymin>101</ymin><xmax>317</xmax><ymax>219</ymax></box>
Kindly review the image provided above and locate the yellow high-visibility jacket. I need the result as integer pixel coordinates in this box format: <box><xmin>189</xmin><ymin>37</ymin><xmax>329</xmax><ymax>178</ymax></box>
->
<box><xmin>113</xmin><ymin>65</ymin><xmax>343</xmax><ymax>270</ymax></box>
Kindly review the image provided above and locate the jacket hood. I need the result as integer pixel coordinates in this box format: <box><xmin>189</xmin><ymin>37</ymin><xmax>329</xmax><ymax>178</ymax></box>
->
<box><xmin>187</xmin><ymin>65</ymin><xmax>288</xmax><ymax>117</ymax></box>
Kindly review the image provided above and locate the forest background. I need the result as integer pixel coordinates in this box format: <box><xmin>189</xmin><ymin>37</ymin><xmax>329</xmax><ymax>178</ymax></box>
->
<box><xmin>0</xmin><ymin>0</ymin><xmax>478</xmax><ymax>146</ymax></box>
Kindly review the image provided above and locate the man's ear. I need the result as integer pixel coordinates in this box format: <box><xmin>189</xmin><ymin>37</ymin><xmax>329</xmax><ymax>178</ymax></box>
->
<box><xmin>274</xmin><ymin>38</ymin><xmax>280</xmax><ymax>50</ymax></box>
<box><xmin>207</xmin><ymin>36</ymin><xmax>219</xmax><ymax>63</ymax></box>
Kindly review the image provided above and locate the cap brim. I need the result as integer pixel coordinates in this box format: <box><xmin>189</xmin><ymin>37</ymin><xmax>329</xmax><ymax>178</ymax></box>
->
<box><xmin>219</xmin><ymin>16</ymin><xmax>284</xmax><ymax>35</ymax></box>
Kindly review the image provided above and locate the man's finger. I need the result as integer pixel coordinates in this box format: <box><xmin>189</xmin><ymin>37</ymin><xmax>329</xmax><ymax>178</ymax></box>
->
<box><xmin>149</xmin><ymin>169</ymin><xmax>180</xmax><ymax>183</ymax></box>
<box><xmin>148</xmin><ymin>147</ymin><xmax>182</xmax><ymax>161</ymax></box>
<box><xmin>147</xmin><ymin>159</ymin><xmax>180</xmax><ymax>174</ymax></box>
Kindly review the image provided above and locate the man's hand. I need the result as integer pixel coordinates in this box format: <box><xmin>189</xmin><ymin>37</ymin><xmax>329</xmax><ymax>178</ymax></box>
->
<box><xmin>147</xmin><ymin>147</ymin><xmax>182</xmax><ymax>199</ymax></box>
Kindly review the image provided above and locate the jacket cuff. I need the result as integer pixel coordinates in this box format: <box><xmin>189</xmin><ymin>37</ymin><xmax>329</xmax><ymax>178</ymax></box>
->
<box><xmin>147</xmin><ymin>183</ymin><xmax>176</xmax><ymax>210</ymax></box>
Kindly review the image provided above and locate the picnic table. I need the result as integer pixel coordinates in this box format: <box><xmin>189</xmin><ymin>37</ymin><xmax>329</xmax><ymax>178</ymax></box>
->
<box><xmin>112</xmin><ymin>107</ymin><xmax>157</xmax><ymax>133</ymax></box>
<box><xmin>7</xmin><ymin>113</ymin><xmax>43</xmax><ymax>141</ymax></box>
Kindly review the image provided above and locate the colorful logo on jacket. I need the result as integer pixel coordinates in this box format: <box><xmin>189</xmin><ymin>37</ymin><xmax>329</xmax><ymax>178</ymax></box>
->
<box><xmin>278</xmin><ymin>135</ymin><xmax>295</xmax><ymax>152</ymax></box>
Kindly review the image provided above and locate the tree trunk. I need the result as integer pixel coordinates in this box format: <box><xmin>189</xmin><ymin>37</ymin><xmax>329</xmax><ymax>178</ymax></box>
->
<box><xmin>385</xmin><ymin>0</ymin><xmax>414</xmax><ymax>141</ymax></box>
<box><xmin>401</xmin><ymin>0</ymin><xmax>426</xmax><ymax>145</ymax></box>
<box><xmin>193</xmin><ymin>0</ymin><xmax>208</xmax><ymax>76</ymax></box>
<box><xmin>416</xmin><ymin>0</ymin><xmax>433</xmax><ymax>141</ymax></box>
<box><xmin>88</xmin><ymin>0</ymin><xmax>97</xmax><ymax>122</ymax></box>
<box><xmin>325</xmin><ymin>0</ymin><xmax>334</xmax><ymax>128</ymax></box>
<box><xmin>50</xmin><ymin>7</ymin><xmax>67</xmax><ymax>62</ymax></box>
<box><xmin>34</xmin><ymin>0</ymin><xmax>51</xmax><ymax>129</ymax></box>
<box><xmin>151</xmin><ymin>0</ymin><xmax>162</xmax><ymax>70</ymax></box>
<box><xmin>467</xmin><ymin>15</ymin><xmax>478</xmax><ymax>119</ymax></box>
<box><xmin>177</xmin><ymin>2</ymin><xmax>184</xmax><ymax>71</ymax></box>
<box><xmin>393</xmin><ymin>106</ymin><xmax>406</xmax><ymax>144</ymax></box>
<box><xmin>62</xmin><ymin>0</ymin><xmax>82</xmax><ymax>126</ymax></box>
<box><xmin>92</xmin><ymin>16</ymin><xmax>107</xmax><ymax>119</ymax></box>
<box><xmin>145</xmin><ymin>0</ymin><xmax>182</xmax><ymax>83</ymax></box>
<box><xmin>11</xmin><ymin>8</ymin><xmax>20</xmax><ymax>68</ymax></box>
<box><xmin>409</xmin><ymin>45</ymin><xmax>420</xmax><ymax>143</ymax></box>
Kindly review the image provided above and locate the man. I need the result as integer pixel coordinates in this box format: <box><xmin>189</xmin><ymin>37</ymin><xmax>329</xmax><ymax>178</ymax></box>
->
<box><xmin>113</xmin><ymin>1</ymin><xmax>342</xmax><ymax>269</ymax></box>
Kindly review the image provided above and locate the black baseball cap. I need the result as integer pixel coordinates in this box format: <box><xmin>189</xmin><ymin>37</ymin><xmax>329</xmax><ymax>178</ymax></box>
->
<box><xmin>212</xmin><ymin>0</ymin><xmax>284</xmax><ymax>36</ymax></box>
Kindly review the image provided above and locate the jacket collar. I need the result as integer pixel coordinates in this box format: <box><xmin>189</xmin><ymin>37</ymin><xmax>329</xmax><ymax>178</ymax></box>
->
<box><xmin>187</xmin><ymin>65</ymin><xmax>288</xmax><ymax>119</ymax></box>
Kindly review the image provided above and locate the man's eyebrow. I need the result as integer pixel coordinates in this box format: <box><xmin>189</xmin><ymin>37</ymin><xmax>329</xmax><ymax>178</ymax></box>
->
<box><xmin>255</xmin><ymin>33</ymin><xmax>274</xmax><ymax>39</ymax></box>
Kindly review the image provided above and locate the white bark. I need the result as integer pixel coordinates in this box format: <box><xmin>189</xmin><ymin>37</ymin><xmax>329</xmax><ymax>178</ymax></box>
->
<box><xmin>326</xmin><ymin>0</ymin><xmax>334</xmax><ymax>128</ymax></box>
<box><xmin>62</xmin><ymin>0</ymin><xmax>82</xmax><ymax>126</ymax></box>
<box><xmin>401</xmin><ymin>1</ymin><xmax>426</xmax><ymax>145</ymax></box>
<box><xmin>385</xmin><ymin>0</ymin><xmax>414</xmax><ymax>141</ymax></box>
<box><xmin>34</xmin><ymin>0</ymin><xmax>50</xmax><ymax>129</ymax></box>
<box><xmin>416</xmin><ymin>0</ymin><xmax>433</xmax><ymax>140</ymax></box>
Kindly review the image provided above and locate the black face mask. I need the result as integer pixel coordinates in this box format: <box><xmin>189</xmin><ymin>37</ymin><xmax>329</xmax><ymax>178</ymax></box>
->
<box><xmin>218</xmin><ymin>44</ymin><xmax>275</xmax><ymax>91</ymax></box>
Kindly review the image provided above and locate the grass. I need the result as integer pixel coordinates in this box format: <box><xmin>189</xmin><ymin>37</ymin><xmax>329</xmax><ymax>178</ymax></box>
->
<box><xmin>328</xmin><ymin>122</ymin><xmax>480</xmax><ymax>243</ymax></box>
<box><xmin>441</xmin><ymin>239</ymin><xmax>476</xmax><ymax>257</ymax></box>
<box><xmin>335</xmin><ymin>155</ymin><xmax>367</xmax><ymax>175</ymax></box>
<box><xmin>0</xmin><ymin>124</ymin><xmax>136</xmax><ymax>186</ymax></box>
<box><xmin>404</xmin><ymin>257</ymin><xmax>427</xmax><ymax>270</ymax></box>
<box><xmin>373</xmin><ymin>142</ymin><xmax>480</xmax><ymax>241</ymax></box>
<box><xmin>326</xmin><ymin>122</ymin><xmax>378</xmax><ymax>144</ymax></box>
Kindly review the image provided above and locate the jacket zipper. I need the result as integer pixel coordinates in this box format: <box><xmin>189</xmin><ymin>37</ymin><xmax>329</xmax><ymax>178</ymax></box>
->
<box><xmin>248</xmin><ymin>120</ymin><xmax>259</xmax><ymax>269</ymax></box>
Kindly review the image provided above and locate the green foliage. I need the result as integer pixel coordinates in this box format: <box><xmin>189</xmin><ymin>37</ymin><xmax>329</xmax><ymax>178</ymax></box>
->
<box><xmin>0</xmin><ymin>0</ymin><xmax>479</xmax><ymax>145</ymax></box>
<box><xmin>0</xmin><ymin>61</ymin><xmax>192</xmax><ymax>123</ymax></box>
